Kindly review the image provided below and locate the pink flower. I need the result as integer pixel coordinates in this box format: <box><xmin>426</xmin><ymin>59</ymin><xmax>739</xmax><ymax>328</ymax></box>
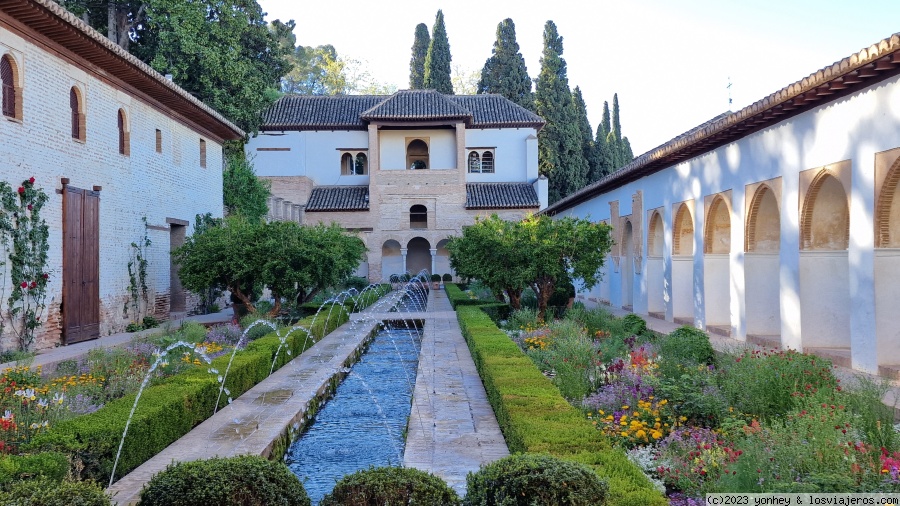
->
<box><xmin>28</xmin><ymin>177</ymin><xmax>34</xmax><ymax>184</ymax></box>
<box><xmin>19</xmin><ymin>281</ymin><xmax>27</xmax><ymax>289</ymax></box>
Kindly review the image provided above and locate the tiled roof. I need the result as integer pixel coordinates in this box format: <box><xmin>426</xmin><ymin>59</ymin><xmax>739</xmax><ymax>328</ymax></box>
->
<box><xmin>305</xmin><ymin>186</ymin><xmax>369</xmax><ymax>212</ymax></box>
<box><xmin>451</xmin><ymin>95</ymin><xmax>544</xmax><ymax>128</ymax></box>
<box><xmin>361</xmin><ymin>89</ymin><xmax>472</xmax><ymax>121</ymax></box>
<box><xmin>260</xmin><ymin>92</ymin><xmax>545</xmax><ymax>131</ymax></box>
<box><xmin>262</xmin><ymin>95</ymin><xmax>384</xmax><ymax>131</ymax></box>
<box><xmin>1</xmin><ymin>0</ymin><xmax>243</xmax><ymax>140</ymax></box>
<box><xmin>465</xmin><ymin>183</ymin><xmax>540</xmax><ymax>210</ymax></box>
<box><xmin>543</xmin><ymin>32</ymin><xmax>900</xmax><ymax>215</ymax></box>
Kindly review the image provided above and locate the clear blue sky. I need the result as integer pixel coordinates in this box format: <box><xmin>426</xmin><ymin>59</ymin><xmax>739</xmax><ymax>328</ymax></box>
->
<box><xmin>258</xmin><ymin>0</ymin><xmax>900</xmax><ymax>156</ymax></box>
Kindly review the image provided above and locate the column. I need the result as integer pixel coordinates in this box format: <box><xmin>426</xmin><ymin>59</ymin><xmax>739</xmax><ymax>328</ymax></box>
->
<box><xmin>401</xmin><ymin>248</ymin><xmax>408</xmax><ymax>274</ymax></box>
<box><xmin>430</xmin><ymin>248</ymin><xmax>437</xmax><ymax>275</ymax></box>
<box><xmin>272</xmin><ymin>197</ymin><xmax>283</xmax><ymax>221</ymax></box>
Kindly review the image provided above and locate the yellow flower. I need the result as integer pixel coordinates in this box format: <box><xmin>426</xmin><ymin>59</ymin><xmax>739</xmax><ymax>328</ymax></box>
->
<box><xmin>652</xmin><ymin>431</ymin><xmax>663</xmax><ymax>439</ymax></box>
<box><xmin>635</xmin><ymin>429</ymin><xmax>646</xmax><ymax>438</ymax></box>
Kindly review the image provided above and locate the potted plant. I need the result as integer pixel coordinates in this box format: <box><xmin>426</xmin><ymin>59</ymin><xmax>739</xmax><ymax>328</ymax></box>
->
<box><xmin>431</xmin><ymin>273</ymin><xmax>441</xmax><ymax>289</ymax></box>
<box><xmin>442</xmin><ymin>273</ymin><xmax>453</xmax><ymax>285</ymax></box>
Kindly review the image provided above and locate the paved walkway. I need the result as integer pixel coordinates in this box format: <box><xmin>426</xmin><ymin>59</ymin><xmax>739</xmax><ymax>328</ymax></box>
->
<box><xmin>107</xmin><ymin>289</ymin><xmax>508</xmax><ymax>504</ymax></box>
<box><xmin>403</xmin><ymin>290</ymin><xmax>509</xmax><ymax>495</ymax></box>
<box><xmin>0</xmin><ymin>310</ymin><xmax>233</xmax><ymax>373</ymax></box>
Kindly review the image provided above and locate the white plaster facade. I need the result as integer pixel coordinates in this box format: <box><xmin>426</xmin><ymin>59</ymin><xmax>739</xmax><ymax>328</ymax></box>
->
<box><xmin>0</xmin><ymin>0</ymin><xmax>242</xmax><ymax>350</ymax></box>
<box><xmin>546</xmin><ymin>34</ymin><xmax>900</xmax><ymax>378</ymax></box>
<box><xmin>248</xmin><ymin>91</ymin><xmax>546</xmax><ymax>282</ymax></box>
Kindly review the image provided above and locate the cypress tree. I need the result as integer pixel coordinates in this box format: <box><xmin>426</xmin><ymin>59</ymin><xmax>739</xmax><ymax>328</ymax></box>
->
<box><xmin>478</xmin><ymin>18</ymin><xmax>532</xmax><ymax>109</ymax></box>
<box><xmin>622</xmin><ymin>137</ymin><xmax>634</xmax><ymax>164</ymax></box>
<box><xmin>534</xmin><ymin>21</ymin><xmax>588</xmax><ymax>203</ymax></box>
<box><xmin>612</xmin><ymin>93</ymin><xmax>622</xmax><ymax>145</ymax></box>
<box><xmin>601</xmin><ymin>101</ymin><xmax>611</xmax><ymax>137</ymax></box>
<box><xmin>606</xmin><ymin>130</ymin><xmax>622</xmax><ymax>170</ymax></box>
<box><xmin>423</xmin><ymin>10</ymin><xmax>453</xmax><ymax>94</ymax></box>
<box><xmin>572</xmin><ymin>87</ymin><xmax>594</xmax><ymax>187</ymax></box>
<box><xmin>590</xmin><ymin>123</ymin><xmax>612</xmax><ymax>182</ymax></box>
<box><xmin>409</xmin><ymin>23</ymin><xmax>430</xmax><ymax>89</ymax></box>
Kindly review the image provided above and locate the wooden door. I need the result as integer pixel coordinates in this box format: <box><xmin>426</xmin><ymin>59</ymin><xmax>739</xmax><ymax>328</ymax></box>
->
<box><xmin>63</xmin><ymin>186</ymin><xmax>100</xmax><ymax>344</ymax></box>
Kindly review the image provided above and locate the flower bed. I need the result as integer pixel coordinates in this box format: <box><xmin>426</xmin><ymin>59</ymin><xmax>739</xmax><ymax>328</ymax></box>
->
<box><xmin>456</xmin><ymin>306</ymin><xmax>666</xmax><ymax>506</ymax></box>
<box><xmin>3</xmin><ymin>285</ymin><xmax>390</xmax><ymax>485</ymax></box>
<box><xmin>501</xmin><ymin>304</ymin><xmax>900</xmax><ymax>501</ymax></box>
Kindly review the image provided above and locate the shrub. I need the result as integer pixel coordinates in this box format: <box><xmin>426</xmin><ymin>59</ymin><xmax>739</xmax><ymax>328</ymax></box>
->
<box><xmin>465</xmin><ymin>453</ymin><xmax>608</xmax><ymax>506</ymax></box>
<box><xmin>0</xmin><ymin>478</ymin><xmax>111</xmax><ymax>506</ymax></box>
<box><xmin>719</xmin><ymin>348</ymin><xmax>836</xmax><ymax>420</ymax></box>
<box><xmin>442</xmin><ymin>273</ymin><xmax>452</xmax><ymax>282</ymax></box>
<box><xmin>456</xmin><ymin>306</ymin><xmax>666</xmax><ymax>506</ymax></box>
<box><xmin>0</xmin><ymin>452</ymin><xmax>68</xmax><ymax>489</ymax></box>
<box><xmin>343</xmin><ymin>276</ymin><xmax>369</xmax><ymax>292</ymax></box>
<box><xmin>444</xmin><ymin>283</ymin><xmax>501</xmax><ymax>309</ymax></box>
<box><xmin>320</xmin><ymin>466</ymin><xmax>460</xmax><ymax>506</ymax></box>
<box><xmin>240</xmin><ymin>314</ymin><xmax>278</xmax><ymax>341</ymax></box>
<box><xmin>431</xmin><ymin>273</ymin><xmax>441</xmax><ymax>282</ymax></box>
<box><xmin>621</xmin><ymin>314</ymin><xmax>647</xmax><ymax>336</ymax></box>
<box><xmin>137</xmin><ymin>456</ymin><xmax>309</xmax><ymax>506</ymax></box>
<box><xmin>508</xmin><ymin>308</ymin><xmax>541</xmax><ymax>332</ymax></box>
<box><xmin>657</xmin><ymin>326</ymin><xmax>715</xmax><ymax>379</ymax></box>
<box><xmin>141</xmin><ymin>316</ymin><xmax>159</xmax><ymax>329</ymax></box>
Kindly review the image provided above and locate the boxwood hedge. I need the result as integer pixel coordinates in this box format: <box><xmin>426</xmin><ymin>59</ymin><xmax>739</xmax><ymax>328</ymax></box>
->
<box><xmin>456</xmin><ymin>306</ymin><xmax>666</xmax><ymax>506</ymax></box>
<box><xmin>29</xmin><ymin>285</ymin><xmax>390</xmax><ymax>483</ymax></box>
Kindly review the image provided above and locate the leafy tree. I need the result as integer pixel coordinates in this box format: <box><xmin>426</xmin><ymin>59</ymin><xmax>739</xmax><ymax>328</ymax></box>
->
<box><xmin>223</xmin><ymin>153</ymin><xmax>270</xmax><ymax>221</ymax></box>
<box><xmin>572</xmin><ymin>87</ymin><xmax>594</xmax><ymax>188</ymax></box>
<box><xmin>534</xmin><ymin>21</ymin><xmax>588</xmax><ymax>203</ymax></box>
<box><xmin>516</xmin><ymin>214</ymin><xmax>612</xmax><ymax>320</ymax></box>
<box><xmin>409</xmin><ymin>23</ymin><xmax>430</xmax><ymax>89</ymax></box>
<box><xmin>423</xmin><ymin>10</ymin><xmax>453</xmax><ymax>94</ymax></box>
<box><xmin>282</xmin><ymin>44</ymin><xmax>347</xmax><ymax>95</ymax></box>
<box><xmin>446</xmin><ymin>215</ymin><xmax>529</xmax><ymax>309</ymax></box>
<box><xmin>173</xmin><ymin>218</ymin><xmax>365</xmax><ymax>316</ymax></box>
<box><xmin>447</xmin><ymin>214</ymin><xmax>612</xmax><ymax>320</ymax></box>
<box><xmin>477</xmin><ymin>18</ymin><xmax>532</xmax><ymax>110</ymax></box>
<box><xmin>124</xmin><ymin>0</ymin><xmax>291</xmax><ymax>134</ymax></box>
<box><xmin>451</xmin><ymin>65</ymin><xmax>480</xmax><ymax>95</ymax></box>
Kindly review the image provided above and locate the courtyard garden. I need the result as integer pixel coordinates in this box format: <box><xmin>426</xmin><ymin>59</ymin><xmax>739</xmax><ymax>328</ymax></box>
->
<box><xmin>489</xmin><ymin>302</ymin><xmax>900</xmax><ymax>503</ymax></box>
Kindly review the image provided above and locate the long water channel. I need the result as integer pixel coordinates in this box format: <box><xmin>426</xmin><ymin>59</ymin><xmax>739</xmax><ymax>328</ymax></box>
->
<box><xmin>286</xmin><ymin>316</ymin><xmax>425</xmax><ymax>504</ymax></box>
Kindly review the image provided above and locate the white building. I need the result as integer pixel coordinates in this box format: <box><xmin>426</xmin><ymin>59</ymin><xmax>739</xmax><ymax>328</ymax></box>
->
<box><xmin>0</xmin><ymin>0</ymin><xmax>243</xmax><ymax>349</ymax></box>
<box><xmin>247</xmin><ymin>89</ymin><xmax>547</xmax><ymax>281</ymax></box>
<box><xmin>544</xmin><ymin>33</ymin><xmax>900</xmax><ymax>378</ymax></box>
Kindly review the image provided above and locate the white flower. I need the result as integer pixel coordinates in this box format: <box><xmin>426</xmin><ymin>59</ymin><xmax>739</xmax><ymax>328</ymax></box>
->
<box><xmin>2</xmin><ymin>410</ymin><xmax>12</xmax><ymax>420</ymax></box>
<box><xmin>52</xmin><ymin>392</ymin><xmax>65</xmax><ymax>405</ymax></box>
<box><xmin>37</xmin><ymin>398</ymin><xmax>49</xmax><ymax>409</ymax></box>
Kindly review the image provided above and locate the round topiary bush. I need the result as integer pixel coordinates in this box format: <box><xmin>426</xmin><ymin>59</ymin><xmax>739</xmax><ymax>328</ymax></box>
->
<box><xmin>0</xmin><ymin>478</ymin><xmax>111</xmax><ymax>506</ymax></box>
<box><xmin>464</xmin><ymin>454</ymin><xmax>608</xmax><ymax>506</ymax></box>
<box><xmin>621</xmin><ymin>314</ymin><xmax>648</xmax><ymax>336</ymax></box>
<box><xmin>137</xmin><ymin>455</ymin><xmax>310</xmax><ymax>506</ymax></box>
<box><xmin>659</xmin><ymin>326</ymin><xmax>715</xmax><ymax>368</ymax></box>
<box><xmin>320</xmin><ymin>466</ymin><xmax>460</xmax><ymax>506</ymax></box>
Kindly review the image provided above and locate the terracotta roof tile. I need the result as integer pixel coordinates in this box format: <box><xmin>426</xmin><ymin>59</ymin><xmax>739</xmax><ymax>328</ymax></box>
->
<box><xmin>260</xmin><ymin>92</ymin><xmax>544</xmax><ymax>131</ymax></box>
<box><xmin>305</xmin><ymin>186</ymin><xmax>369</xmax><ymax>212</ymax></box>
<box><xmin>465</xmin><ymin>183</ymin><xmax>540</xmax><ymax>209</ymax></box>
<box><xmin>361</xmin><ymin>89</ymin><xmax>472</xmax><ymax>121</ymax></box>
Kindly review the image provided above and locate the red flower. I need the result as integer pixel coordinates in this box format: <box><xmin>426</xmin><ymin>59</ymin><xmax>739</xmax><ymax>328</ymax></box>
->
<box><xmin>17</xmin><ymin>187</ymin><xmax>24</xmax><ymax>194</ymax></box>
<box><xmin>29</xmin><ymin>281</ymin><xmax>37</xmax><ymax>289</ymax></box>
<box><xmin>28</xmin><ymin>177</ymin><xmax>35</xmax><ymax>184</ymax></box>
<box><xmin>19</xmin><ymin>281</ymin><xmax>27</xmax><ymax>289</ymax></box>
<box><xmin>42</xmin><ymin>273</ymin><xmax>48</xmax><ymax>279</ymax></box>
<box><xmin>27</xmin><ymin>204</ymin><xmax>32</xmax><ymax>211</ymax></box>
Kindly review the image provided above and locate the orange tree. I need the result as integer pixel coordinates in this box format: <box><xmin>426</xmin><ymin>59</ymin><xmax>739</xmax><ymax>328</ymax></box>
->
<box><xmin>447</xmin><ymin>214</ymin><xmax>612</xmax><ymax>319</ymax></box>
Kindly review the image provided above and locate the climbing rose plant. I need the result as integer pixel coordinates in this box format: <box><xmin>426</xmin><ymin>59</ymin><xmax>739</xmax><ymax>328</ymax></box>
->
<box><xmin>0</xmin><ymin>177</ymin><xmax>50</xmax><ymax>351</ymax></box>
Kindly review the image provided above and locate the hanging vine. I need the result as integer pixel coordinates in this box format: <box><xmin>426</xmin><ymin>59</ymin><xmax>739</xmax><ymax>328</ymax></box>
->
<box><xmin>124</xmin><ymin>216</ymin><xmax>151</xmax><ymax>326</ymax></box>
<box><xmin>0</xmin><ymin>177</ymin><xmax>50</xmax><ymax>351</ymax></box>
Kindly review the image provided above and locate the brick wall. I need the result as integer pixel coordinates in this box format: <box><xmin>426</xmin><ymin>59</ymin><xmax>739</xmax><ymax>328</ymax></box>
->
<box><xmin>0</xmin><ymin>24</ymin><xmax>225</xmax><ymax>350</ymax></box>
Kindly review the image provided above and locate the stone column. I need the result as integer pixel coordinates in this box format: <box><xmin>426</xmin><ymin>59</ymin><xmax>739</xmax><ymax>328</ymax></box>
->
<box><xmin>272</xmin><ymin>197</ymin><xmax>283</xmax><ymax>221</ymax></box>
<box><xmin>283</xmin><ymin>200</ymin><xmax>292</xmax><ymax>222</ymax></box>
<box><xmin>401</xmin><ymin>247</ymin><xmax>408</xmax><ymax>274</ymax></box>
<box><xmin>430</xmin><ymin>248</ymin><xmax>437</xmax><ymax>275</ymax></box>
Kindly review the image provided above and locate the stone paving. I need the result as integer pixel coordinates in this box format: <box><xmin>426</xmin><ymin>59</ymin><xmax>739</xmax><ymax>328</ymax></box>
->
<box><xmin>106</xmin><ymin>289</ymin><xmax>509</xmax><ymax>504</ymax></box>
<box><xmin>403</xmin><ymin>290</ymin><xmax>509</xmax><ymax>496</ymax></box>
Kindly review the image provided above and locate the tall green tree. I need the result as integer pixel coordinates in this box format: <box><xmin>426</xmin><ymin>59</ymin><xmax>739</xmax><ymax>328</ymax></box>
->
<box><xmin>590</xmin><ymin>124</ymin><xmax>613</xmax><ymax>181</ymax></box>
<box><xmin>223</xmin><ymin>153</ymin><xmax>270</xmax><ymax>222</ymax></box>
<box><xmin>129</xmin><ymin>0</ymin><xmax>291</xmax><ymax>134</ymax></box>
<box><xmin>534</xmin><ymin>21</ymin><xmax>588</xmax><ymax>203</ymax></box>
<box><xmin>282</xmin><ymin>45</ymin><xmax>347</xmax><ymax>95</ymax></box>
<box><xmin>572</xmin><ymin>87</ymin><xmax>594</xmax><ymax>189</ymax></box>
<box><xmin>610</xmin><ymin>92</ymin><xmax>625</xmax><ymax>168</ymax></box>
<box><xmin>409</xmin><ymin>23</ymin><xmax>430</xmax><ymax>89</ymax></box>
<box><xmin>423</xmin><ymin>10</ymin><xmax>453</xmax><ymax>94</ymax></box>
<box><xmin>477</xmin><ymin>18</ymin><xmax>532</xmax><ymax>109</ymax></box>
<box><xmin>622</xmin><ymin>137</ymin><xmax>635</xmax><ymax>165</ymax></box>
<box><xmin>601</xmin><ymin>101</ymin><xmax>611</xmax><ymax>136</ymax></box>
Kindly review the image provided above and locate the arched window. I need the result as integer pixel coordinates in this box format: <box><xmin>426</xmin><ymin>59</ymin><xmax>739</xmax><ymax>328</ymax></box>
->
<box><xmin>70</xmin><ymin>87</ymin><xmax>85</xmax><ymax>141</ymax></box>
<box><xmin>468</xmin><ymin>151</ymin><xmax>480</xmax><ymax>172</ymax></box>
<box><xmin>410</xmin><ymin>204</ymin><xmax>427</xmax><ymax>229</ymax></box>
<box><xmin>341</xmin><ymin>152</ymin><xmax>354</xmax><ymax>175</ymax></box>
<box><xmin>117</xmin><ymin>109</ymin><xmax>130</xmax><ymax>156</ymax></box>
<box><xmin>1</xmin><ymin>55</ymin><xmax>20</xmax><ymax>120</ymax></box>
<box><xmin>354</xmin><ymin>153</ymin><xmax>367</xmax><ymax>175</ymax></box>
<box><xmin>704</xmin><ymin>195</ymin><xmax>731</xmax><ymax>254</ymax></box>
<box><xmin>801</xmin><ymin>172</ymin><xmax>849</xmax><ymax>250</ymax></box>
<box><xmin>481</xmin><ymin>151</ymin><xmax>494</xmax><ymax>173</ymax></box>
<box><xmin>407</xmin><ymin>139</ymin><xmax>429</xmax><ymax>170</ymax></box>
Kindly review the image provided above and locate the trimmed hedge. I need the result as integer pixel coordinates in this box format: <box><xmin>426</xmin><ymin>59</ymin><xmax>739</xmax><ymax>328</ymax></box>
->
<box><xmin>0</xmin><ymin>478</ymin><xmax>111</xmax><ymax>506</ymax></box>
<box><xmin>137</xmin><ymin>456</ymin><xmax>309</xmax><ymax>506</ymax></box>
<box><xmin>29</xmin><ymin>289</ymin><xmax>390</xmax><ymax>484</ymax></box>
<box><xmin>456</xmin><ymin>306</ymin><xmax>666</xmax><ymax>506</ymax></box>
<box><xmin>320</xmin><ymin>466</ymin><xmax>460</xmax><ymax>505</ymax></box>
<box><xmin>0</xmin><ymin>452</ymin><xmax>68</xmax><ymax>489</ymax></box>
<box><xmin>445</xmin><ymin>284</ymin><xmax>509</xmax><ymax>310</ymax></box>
